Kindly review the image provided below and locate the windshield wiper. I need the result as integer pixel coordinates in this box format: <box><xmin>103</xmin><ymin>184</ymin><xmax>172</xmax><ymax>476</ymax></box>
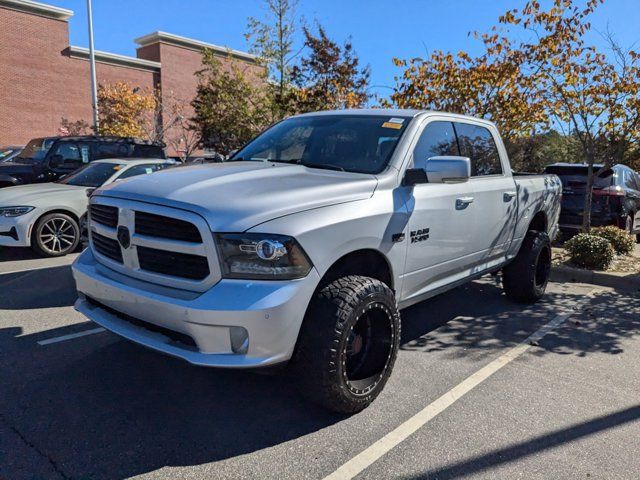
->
<box><xmin>300</xmin><ymin>162</ymin><xmax>345</xmax><ymax>172</ymax></box>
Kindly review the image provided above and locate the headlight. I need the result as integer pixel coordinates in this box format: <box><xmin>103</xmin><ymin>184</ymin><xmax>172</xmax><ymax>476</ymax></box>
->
<box><xmin>0</xmin><ymin>206</ymin><xmax>34</xmax><ymax>217</ymax></box>
<box><xmin>214</xmin><ymin>233</ymin><xmax>312</xmax><ymax>280</ymax></box>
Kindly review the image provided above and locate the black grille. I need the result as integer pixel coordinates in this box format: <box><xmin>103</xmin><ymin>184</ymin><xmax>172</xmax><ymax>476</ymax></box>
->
<box><xmin>90</xmin><ymin>204</ymin><xmax>118</xmax><ymax>228</ymax></box>
<box><xmin>135</xmin><ymin>212</ymin><xmax>202</xmax><ymax>243</ymax></box>
<box><xmin>137</xmin><ymin>246</ymin><xmax>209</xmax><ymax>280</ymax></box>
<box><xmin>92</xmin><ymin>232</ymin><xmax>122</xmax><ymax>263</ymax></box>
<box><xmin>85</xmin><ymin>297</ymin><xmax>197</xmax><ymax>349</ymax></box>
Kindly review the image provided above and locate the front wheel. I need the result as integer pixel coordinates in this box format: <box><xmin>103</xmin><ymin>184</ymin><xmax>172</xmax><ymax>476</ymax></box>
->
<box><xmin>502</xmin><ymin>231</ymin><xmax>551</xmax><ymax>304</ymax></box>
<box><xmin>31</xmin><ymin>213</ymin><xmax>80</xmax><ymax>257</ymax></box>
<box><xmin>291</xmin><ymin>275</ymin><xmax>400</xmax><ymax>413</ymax></box>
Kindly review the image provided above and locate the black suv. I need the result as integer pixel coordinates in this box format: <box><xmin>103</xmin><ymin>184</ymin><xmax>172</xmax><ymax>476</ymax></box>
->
<box><xmin>544</xmin><ymin>163</ymin><xmax>640</xmax><ymax>241</ymax></box>
<box><xmin>0</xmin><ymin>136</ymin><xmax>165</xmax><ymax>188</ymax></box>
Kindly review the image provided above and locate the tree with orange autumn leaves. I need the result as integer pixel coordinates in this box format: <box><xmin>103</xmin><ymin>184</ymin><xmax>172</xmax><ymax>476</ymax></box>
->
<box><xmin>391</xmin><ymin>0</ymin><xmax>640</xmax><ymax>231</ymax></box>
<box><xmin>96</xmin><ymin>82</ymin><xmax>201</xmax><ymax>160</ymax></box>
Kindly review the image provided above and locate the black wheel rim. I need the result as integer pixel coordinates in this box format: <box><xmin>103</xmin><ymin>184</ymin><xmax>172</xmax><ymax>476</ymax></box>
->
<box><xmin>39</xmin><ymin>218</ymin><xmax>76</xmax><ymax>254</ymax></box>
<box><xmin>535</xmin><ymin>246</ymin><xmax>551</xmax><ymax>288</ymax></box>
<box><xmin>342</xmin><ymin>302</ymin><xmax>394</xmax><ymax>395</ymax></box>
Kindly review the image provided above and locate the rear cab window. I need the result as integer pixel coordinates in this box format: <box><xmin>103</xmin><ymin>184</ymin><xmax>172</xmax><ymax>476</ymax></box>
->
<box><xmin>453</xmin><ymin>122</ymin><xmax>503</xmax><ymax>176</ymax></box>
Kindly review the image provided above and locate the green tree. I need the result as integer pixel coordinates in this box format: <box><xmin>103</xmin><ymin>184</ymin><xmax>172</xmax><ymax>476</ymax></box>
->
<box><xmin>246</xmin><ymin>0</ymin><xmax>298</xmax><ymax>119</ymax></box>
<box><xmin>290</xmin><ymin>25</ymin><xmax>371</xmax><ymax>112</ymax></box>
<box><xmin>192</xmin><ymin>49</ymin><xmax>270</xmax><ymax>154</ymax></box>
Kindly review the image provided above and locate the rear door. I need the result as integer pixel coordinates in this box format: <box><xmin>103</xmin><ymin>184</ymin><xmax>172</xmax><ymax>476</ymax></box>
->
<box><xmin>454</xmin><ymin>121</ymin><xmax>516</xmax><ymax>266</ymax></box>
<box><xmin>401</xmin><ymin>119</ymin><xmax>477</xmax><ymax>301</ymax></box>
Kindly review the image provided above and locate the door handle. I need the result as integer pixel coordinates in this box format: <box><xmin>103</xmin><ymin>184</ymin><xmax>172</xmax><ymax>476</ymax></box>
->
<box><xmin>503</xmin><ymin>191</ymin><xmax>517</xmax><ymax>202</ymax></box>
<box><xmin>456</xmin><ymin>197</ymin><xmax>474</xmax><ymax>209</ymax></box>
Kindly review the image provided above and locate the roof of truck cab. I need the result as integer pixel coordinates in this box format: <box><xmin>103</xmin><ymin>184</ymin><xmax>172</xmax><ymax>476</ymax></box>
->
<box><xmin>293</xmin><ymin>108</ymin><xmax>426</xmax><ymax>118</ymax></box>
<box><xmin>291</xmin><ymin>109</ymin><xmax>497</xmax><ymax>125</ymax></box>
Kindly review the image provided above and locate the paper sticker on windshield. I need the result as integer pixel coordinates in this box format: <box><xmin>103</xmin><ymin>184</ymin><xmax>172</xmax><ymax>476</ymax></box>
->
<box><xmin>80</xmin><ymin>146</ymin><xmax>90</xmax><ymax>163</ymax></box>
<box><xmin>382</xmin><ymin>118</ymin><xmax>404</xmax><ymax>129</ymax></box>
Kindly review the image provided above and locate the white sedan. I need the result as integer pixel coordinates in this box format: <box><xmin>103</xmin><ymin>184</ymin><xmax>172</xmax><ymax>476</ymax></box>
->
<box><xmin>0</xmin><ymin>158</ymin><xmax>175</xmax><ymax>257</ymax></box>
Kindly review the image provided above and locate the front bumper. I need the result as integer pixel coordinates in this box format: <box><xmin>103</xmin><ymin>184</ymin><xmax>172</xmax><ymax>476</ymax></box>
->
<box><xmin>0</xmin><ymin>210</ymin><xmax>37</xmax><ymax>247</ymax></box>
<box><xmin>72</xmin><ymin>248</ymin><xmax>320</xmax><ymax>368</ymax></box>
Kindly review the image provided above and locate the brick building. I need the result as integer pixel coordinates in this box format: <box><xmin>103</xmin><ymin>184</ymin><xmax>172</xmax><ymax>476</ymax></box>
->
<box><xmin>0</xmin><ymin>0</ymin><xmax>262</xmax><ymax>155</ymax></box>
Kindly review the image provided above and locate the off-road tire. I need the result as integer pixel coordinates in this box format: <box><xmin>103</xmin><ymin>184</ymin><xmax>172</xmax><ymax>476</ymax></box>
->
<box><xmin>31</xmin><ymin>212</ymin><xmax>80</xmax><ymax>257</ymax></box>
<box><xmin>502</xmin><ymin>231</ymin><xmax>551</xmax><ymax>304</ymax></box>
<box><xmin>291</xmin><ymin>275</ymin><xmax>400</xmax><ymax>414</ymax></box>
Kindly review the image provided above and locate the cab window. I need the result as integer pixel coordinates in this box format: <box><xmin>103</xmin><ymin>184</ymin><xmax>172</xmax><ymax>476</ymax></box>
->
<box><xmin>454</xmin><ymin>123</ymin><xmax>503</xmax><ymax>176</ymax></box>
<box><xmin>413</xmin><ymin>121</ymin><xmax>459</xmax><ymax>165</ymax></box>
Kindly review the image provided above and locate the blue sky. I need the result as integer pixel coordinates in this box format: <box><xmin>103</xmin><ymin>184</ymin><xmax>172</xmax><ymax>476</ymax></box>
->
<box><xmin>58</xmin><ymin>0</ymin><xmax>640</xmax><ymax>97</ymax></box>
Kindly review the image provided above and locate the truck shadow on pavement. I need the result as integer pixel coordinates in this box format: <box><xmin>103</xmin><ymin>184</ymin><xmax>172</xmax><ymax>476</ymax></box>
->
<box><xmin>0</xmin><ymin>264</ymin><xmax>77</xmax><ymax>309</ymax></box>
<box><xmin>1</xmin><ymin>279</ymin><xmax>639</xmax><ymax>478</ymax></box>
<box><xmin>400</xmin><ymin>280</ymin><xmax>640</xmax><ymax>359</ymax></box>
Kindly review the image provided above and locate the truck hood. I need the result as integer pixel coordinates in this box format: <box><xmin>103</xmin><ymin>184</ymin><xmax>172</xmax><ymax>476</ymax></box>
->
<box><xmin>0</xmin><ymin>182</ymin><xmax>86</xmax><ymax>206</ymax></box>
<box><xmin>96</xmin><ymin>161</ymin><xmax>378</xmax><ymax>231</ymax></box>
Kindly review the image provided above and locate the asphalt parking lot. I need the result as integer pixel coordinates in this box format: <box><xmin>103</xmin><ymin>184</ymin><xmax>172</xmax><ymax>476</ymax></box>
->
<box><xmin>1</xmin><ymin>248</ymin><xmax>639</xmax><ymax>480</ymax></box>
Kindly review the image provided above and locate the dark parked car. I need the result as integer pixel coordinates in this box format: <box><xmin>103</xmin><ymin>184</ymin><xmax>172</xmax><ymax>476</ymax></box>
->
<box><xmin>544</xmin><ymin>163</ymin><xmax>640</xmax><ymax>241</ymax></box>
<box><xmin>0</xmin><ymin>136</ymin><xmax>165</xmax><ymax>188</ymax></box>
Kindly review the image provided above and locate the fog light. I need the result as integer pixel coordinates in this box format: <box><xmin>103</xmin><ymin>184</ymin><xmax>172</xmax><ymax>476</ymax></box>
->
<box><xmin>229</xmin><ymin>326</ymin><xmax>249</xmax><ymax>354</ymax></box>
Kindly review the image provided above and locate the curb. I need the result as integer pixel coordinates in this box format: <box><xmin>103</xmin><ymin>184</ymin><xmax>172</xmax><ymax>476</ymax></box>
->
<box><xmin>551</xmin><ymin>264</ymin><xmax>640</xmax><ymax>292</ymax></box>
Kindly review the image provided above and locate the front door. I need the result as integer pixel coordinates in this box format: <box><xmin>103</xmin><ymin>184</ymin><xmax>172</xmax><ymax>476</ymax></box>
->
<box><xmin>401</xmin><ymin>120</ymin><xmax>478</xmax><ymax>303</ymax></box>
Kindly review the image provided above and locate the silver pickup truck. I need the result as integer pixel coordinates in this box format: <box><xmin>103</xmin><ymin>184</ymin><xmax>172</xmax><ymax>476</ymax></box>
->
<box><xmin>72</xmin><ymin>109</ymin><xmax>561</xmax><ymax>413</ymax></box>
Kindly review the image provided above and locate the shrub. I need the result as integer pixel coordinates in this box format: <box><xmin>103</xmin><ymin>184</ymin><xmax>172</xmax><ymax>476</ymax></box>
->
<box><xmin>591</xmin><ymin>226</ymin><xmax>635</xmax><ymax>255</ymax></box>
<box><xmin>564</xmin><ymin>233</ymin><xmax>615</xmax><ymax>270</ymax></box>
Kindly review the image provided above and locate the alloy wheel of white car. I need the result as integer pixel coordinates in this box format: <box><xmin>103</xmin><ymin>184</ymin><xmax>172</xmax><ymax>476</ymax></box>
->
<box><xmin>33</xmin><ymin>213</ymin><xmax>80</xmax><ymax>257</ymax></box>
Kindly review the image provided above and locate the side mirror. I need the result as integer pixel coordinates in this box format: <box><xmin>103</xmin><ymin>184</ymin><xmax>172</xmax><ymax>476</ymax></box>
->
<box><xmin>423</xmin><ymin>156</ymin><xmax>471</xmax><ymax>184</ymax></box>
<box><xmin>402</xmin><ymin>168</ymin><xmax>429</xmax><ymax>186</ymax></box>
<box><xmin>49</xmin><ymin>154</ymin><xmax>64</xmax><ymax>168</ymax></box>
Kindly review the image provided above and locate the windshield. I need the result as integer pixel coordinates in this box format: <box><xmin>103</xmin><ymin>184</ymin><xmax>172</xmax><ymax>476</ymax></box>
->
<box><xmin>0</xmin><ymin>147</ymin><xmax>21</xmax><ymax>162</ymax></box>
<box><xmin>57</xmin><ymin>162</ymin><xmax>124</xmax><ymax>187</ymax></box>
<box><xmin>230</xmin><ymin>115</ymin><xmax>410</xmax><ymax>174</ymax></box>
<box><xmin>15</xmin><ymin>138</ymin><xmax>55</xmax><ymax>164</ymax></box>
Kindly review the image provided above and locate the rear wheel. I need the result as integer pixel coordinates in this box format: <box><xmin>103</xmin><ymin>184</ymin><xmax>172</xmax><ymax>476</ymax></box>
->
<box><xmin>503</xmin><ymin>231</ymin><xmax>551</xmax><ymax>304</ymax></box>
<box><xmin>291</xmin><ymin>275</ymin><xmax>400</xmax><ymax>413</ymax></box>
<box><xmin>31</xmin><ymin>213</ymin><xmax>80</xmax><ymax>257</ymax></box>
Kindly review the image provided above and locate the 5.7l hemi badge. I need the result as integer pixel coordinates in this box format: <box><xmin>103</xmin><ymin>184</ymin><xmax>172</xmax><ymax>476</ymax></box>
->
<box><xmin>410</xmin><ymin>228</ymin><xmax>430</xmax><ymax>243</ymax></box>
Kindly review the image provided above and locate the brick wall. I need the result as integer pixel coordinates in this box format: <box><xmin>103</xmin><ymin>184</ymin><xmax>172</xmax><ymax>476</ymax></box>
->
<box><xmin>0</xmin><ymin>6</ymin><xmax>156</xmax><ymax>145</ymax></box>
<box><xmin>0</xmin><ymin>3</ymin><xmax>261</xmax><ymax>156</ymax></box>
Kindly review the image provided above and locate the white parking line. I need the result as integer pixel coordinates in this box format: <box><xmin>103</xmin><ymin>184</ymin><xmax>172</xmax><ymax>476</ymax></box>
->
<box><xmin>324</xmin><ymin>290</ymin><xmax>600</xmax><ymax>480</ymax></box>
<box><xmin>37</xmin><ymin>327</ymin><xmax>106</xmax><ymax>346</ymax></box>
